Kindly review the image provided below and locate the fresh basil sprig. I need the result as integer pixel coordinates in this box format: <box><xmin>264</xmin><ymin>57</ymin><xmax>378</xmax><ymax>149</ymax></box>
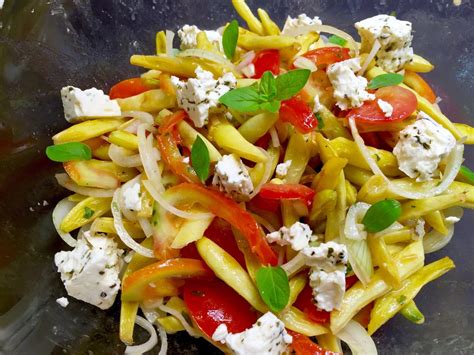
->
<box><xmin>222</xmin><ymin>19</ymin><xmax>239</xmax><ymax>60</ymax></box>
<box><xmin>367</xmin><ymin>73</ymin><xmax>404</xmax><ymax>90</ymax></box>
<box><xmin>362</xmin><ymin>199</ymin><xmax>402</xmax><ymax>233</ymax></box>
<box><xmin>219</xmin><ymin>69</ymin><xmax>310</xmax><ymax>113</ymax></box>
<box><xmin>191</xmin><ymin>136</ymin><xmax>210</xmax><ymax>182</ymax></box>
<box><xmin>328</xmin><ymin>35</ymin><xmax>347</xmax><ymax>47</ymax></box>
<box><xmin>46</xmin><ymin>142</ymin><xmax>92</xmax><ymax>162</ymax></box>
<box><xmin>255</xmin><ymin>265</ymin><xmax>290</xmax><ymax>312</ymax></box>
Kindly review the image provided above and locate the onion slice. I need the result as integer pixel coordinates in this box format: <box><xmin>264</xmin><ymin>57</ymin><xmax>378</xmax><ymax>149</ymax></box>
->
<box><xmin>121</xmin><ymin>110</ymin><xmax>154</xmax><ymax>126</ymax></box>
<box><xmin>156</xmin><ymin>302</ymin><xmax>201</xmax><ymax>338</ymax></box>
<box><xmin>358</xmin><ymin>39</ymin><xmax>381</xmax><ymax>76</ymax></box>
<box><xmin>293</xmin><ymin>56</ymin><xmax>317</xmax><ymax>72</ymax></box>
<box><xmin>137</xmin><ymin>124</ymin><xmax>163</xmax><ymax>192</ymax></box>
<box><xmin>344</xmin><ymin>202</ymin><xmax>371</xmax><ymax>240</ymax></box>
<box><xmin>165</xmin><ymin>30</ymin><xmax>175</xmax><ymax>57</ymax></box>
<box><xmin>124</xmin><ymin>316</ymin><xmax>159</xmax><ymax>354</ymax></box>
<box><xmin>269</xmin><ymin>127</ymin><xmax>280</xmax><ymax>148</ymax></box>
<box><xmin>344</xmin><ymin>238</ymin><xmax>373</xmax><ymax>286</ymax></box>
<box><xmin>281</xmin><ymin>252</ymin><xmax>307</xmax><ymax>277</ymax></box>
<box><xmin>336</xmin><ymin>320</ymin><xmax>378</xmax><ymax>355</ymax></box>
<box><xmin>138</xmin><ymin>217</ymin><xmax>154</xmax><ymax>238</ymax></box>
<box><xmin>423</xmin><ymin>207</ymin><xmax>463</xmax><ymax>253</ymax></box>
<box><xmin>178</xmin><ymin>48</ymin><xmax>232</xmax><ymax>67</ymax></box>
<box><xmin>109</xmin><ymin>144</ymin><xmax>142</xmax><ymax>168</ymax></box>
<box><xmin>55</xmin><ymin>173</ymin><xmax>115</xmax><ymax>198</ymax></box>
<box><xmin>52</xmin><ymin>198</ymin><xmax>78</xmax><ymax>247</ymax></box>
<box><xmin>236</xmin><ymin>50</ymin><xmax>256</xmax><ymax>71</ymax></box>
<box><xmin>249</xmin><ymin>148</ymin><xmax>273</xmax><ymax>200</ymax></box>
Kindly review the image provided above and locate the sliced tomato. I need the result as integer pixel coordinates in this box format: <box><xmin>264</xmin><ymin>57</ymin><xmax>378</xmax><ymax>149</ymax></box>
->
<box><xmin>158</xmin><ymin>110</ymin><xmax>187</xmax><ymax>135</ymax></box>
<box><xmin>255</xmin><ymin>132</ymin><xmax>271</xmax><ymax>149</ymax></box>
<box><xmin>353</xmin><ymin>302</ymin><xmax>374</xmax><ymax>328</ymax></box>
<box><xmin>302</xmin><ymin>47</ymin><xmax>351</xmax><ymax>68</ymax></box>
<box><xmin>403</xmin><ymin>70</ymin><xmax>436</xmax><ymax>103</ymax></box>
<box><xmin>347</xmin><ymin>86</ymin><xmax>417</xmax><ymax>125</ymax></box>
<box><xmin>294</xmin><ymin>284</ymin><xmax>330</xmax><ymax>324</ymax></box>
<box><xmin>248</xmin><ymin>194</ymin><xmax>280</xmax><ymax>213</ymax></box>
<box><xmin>345</xmin><ymin>274</ymin><xmax>359</xmax><ymax>290</ymax></box>
<box><xmin>289</xmin><ymin>330</ymin><xmax>340</xmax><ymax>355</ymax></box>
<box><xmin>183</xmin><ymin>278</ymin><xmax>258</xmax><ymax>337</ymax></box>
<box><xmin>109</xmin><ymin>78</ymin><xmax>150</xmax><ymax>99</ymax></box>
<box><xmin>251</xmin><ymin>50</ymin><xmax>280</xmax><ymax>78</ymax></box>
<box><xmin>259</xmin><ymin>183</ymin><xmax>315</xmax><ymax>207</ymax></box>
<box><xmin>279</xmin><ymin>97</ymin><xmax>318</xmax><ymax>133</ymax></box>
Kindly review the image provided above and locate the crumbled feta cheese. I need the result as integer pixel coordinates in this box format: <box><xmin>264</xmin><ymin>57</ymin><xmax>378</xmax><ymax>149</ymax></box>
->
<box><xmin>313</xmin><ymin>95</ymin><xmax>322</xmax><ymax>113</ymax></box>
<box><xmin>212</xmin><ymin>312</ymin><xmax>293</xmax><ymax>355</ymax></box>
<box><xmin>413</xmin><ymin>218</ymin><xmax>426</xmax><ymax>240</ymax></box>
<box><xmin>55</xmin><ymin>234</ymin><xmax>124</xmax><ymax>310</ymax></box>
<box><xmin>276</xmin><ymin>160</ymin><xmax>292</xmax><ymax>178</ymax></box>
<box><xmin>266</xmin><ymin>222</ymin><xmax>312</xmax><ymax>251</ymax></box>
<box><xmin>171</xmin><ymin>67</ymin><xmax>236</xmax><ymax>127</ymax></box>
<box><xmin>122</xmin><ymin>182</ymin><xmax>142</xmax><ymax>211</ymax></box>
<box><xmin>377</xmin><ymin>99</ymin><xmax>393</xmax><ymax>117</ymax></box>
<box><xmin>60</xmin><ymin>86</ymin><xmax>121</xmax><ymax>123</ymax></box>
<box><xmin>282</xmin><ymin>14</ymin><xmax>322</xmax><ymax>34</ymax></box>
<box><xmin>212</xmin><ymin>154</ymin><xmax>254</xmax><ymax>200</ymax></box>
<box><xmin>327</xmin><ymin>58</ymin><xmax>375</xmax><ymax>110</ymax></box>
<box><xmin>445</xmin><ymin>216</ymin><xmax>461</xmax><ymax>224</ymax></box>
<box><xmin>308</xmin><ymin>269</ymin><xmax>346</xmax><ymax>311</ymax></box>
<box><xmin>393</xmin><ymin>112</ymin><xmax>456</xmax><ymax>181</ymax></box>
<box><xmin>56</xmin><ymin>297</ymin><xmax>69</xmax><ymax>308</ymax></box>
<box><xmin>182</xmin><ymin>156</ymin><xmax>190</xmax><ymax>164</ymax></box>
<box><xmin>355</xmin><ymin>14</ymin><xmax>413</xmax><ymax>72</ymax></box>
<box><xmin>178</xmin><ymin>24</ymin><xmax>222</xmax><ymax>50</ymax></box>
<box><xmin>302</xmin><ymin>241</ymin><xmax>348</xmax><ymax>272</ymax></box>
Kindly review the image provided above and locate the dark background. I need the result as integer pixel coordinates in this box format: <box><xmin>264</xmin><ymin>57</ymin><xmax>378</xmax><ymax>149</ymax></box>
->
<box><xmin>0</xmin><ymin>0</ymin><xmax>472</xmax><ymax>354</ymax></box>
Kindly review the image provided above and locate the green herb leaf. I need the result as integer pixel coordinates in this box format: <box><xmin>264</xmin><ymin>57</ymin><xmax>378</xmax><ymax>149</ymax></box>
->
<box><xmin>328</xmin><ymin>35</ymin><xmax>347</xmax><ymax>46</ymax></box>
<box><xmin>191</xmin><ymin>136</ymin><xmax>210</xmax><ymax>182</ymax></box>
<box><xmin>222</xmin><ymin>19</ymin><xmax>239</xmax><ymax>60</ymax></box>
<box><xmin>259</xmin><ymin>71</ymin><xmax>277</xmax><ymax>100</ymax></box>
<box><xmin>389</xmin><ymin>10</ymin><xmax>397</xmax><ymax>17</ymax></box>
<box><xmin>219</xmin><ymin>85</ymin><xmax>262</xmax><ymax>112</ymax></box>
<box><xmin>275</xmin><ymin>69</ymin><xmax>311</xmax><ymax>101</ymax></box>
<box><xmin>83</xmin><ymin>206</ymin><xmax>95</xmax><ymax>219</ymax></box>
<box><xmin>315</xmin><ymin>112</ymin><xmax>324</xmax><ymax>129</ymax></box>
<box><xmin>362</xmin><ymin>199</ymin><xmax>402</xmax><ymax>233</ymax></box>
<box><xmin>459</xmin><ymin>165</ymin><xmax>474</xmax><ymax>185</ymax></box>
<box><xmin>46</xmin><ymin>142</ymin><xmax>92</xmax><ymax>162</ymax></box>
<box><xmin>255</xmin><ymin>266</ymin><xmax>290</xmax><ymax>312</ymax></box>
<box><xmin>367</xmin><ymin>73</ymin><xmax>404</xmax><ymax>90</ymax></box>
<box><xmin>260</xmin><ymin>100</ymin><xmax>281</xmax><ymax>113</ymax></box>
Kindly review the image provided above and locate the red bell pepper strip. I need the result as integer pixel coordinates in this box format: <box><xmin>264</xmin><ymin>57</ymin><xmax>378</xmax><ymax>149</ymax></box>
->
<box><xmin>259</xmin><ymin>183</ymin><xmax>316</xmax><ymax>207</ymax></box>
<box><xmin>301</xmin><ymin>47</ymin><xmax>351</xmax><ymax>68</ymax></box>
<box><xmin>109</xmin><ymin>78</ymin><xmax>150</xmax><ymax>99</ymax></box>
<box><xmin>158</xmin><ymin>110</ymin><xmax>188</xmax><ymax>135</ymax></box>
<box><xmin>345</xmin><ymin>274</ymin><xmax>359</xmax><ymax>290</ymax></box>
<box><xmin>289</xmin><ymin>330</ymin><xmax>341</xmax><ymax>355</ymax></box>
<box><xmin>279</xmin><ymin>97</ymin><xmax>318</xmax><ymax>134</ymax></box>
<box><xmin>165</xmin><ymin>183</ymin><xmax>278</xmax><ymax>266</ymax></box>
<box><xmin>294</xmin><ymin>284</ymin><xmax>330</xmax><ymax>324</ymax></box>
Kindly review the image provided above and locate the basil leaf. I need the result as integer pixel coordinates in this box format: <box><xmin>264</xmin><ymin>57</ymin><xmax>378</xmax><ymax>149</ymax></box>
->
<box><xmin>275</xmin><ymin>69</ymin><xmax>311</xmax><ymax>101</ymax></box>
<box><xmin>328</xmin><ymin>35</ymin><xmax>347</xmax><ymax>46</ymax></box>
<box><xmin>222</xmin><ymin>19</ymin><xmax>239</xmax><ymax>60</ymax></box>
<box><xmin>362</xmin><ymin>199</ymin><xmax>402</xmax><ymax>233</ymax></box>
<box><xmin>256</xmin><ymin>266</ymin><xmax>290</xmax><ymax>312</ymax></box>
<box><xmin>259</xmin><ymin>71</ymin><xmax>277</xmax><ymax>100</ymax></box>
<box><xmin>260</xmin><ymin>100</ymin><xmax>280</xmax><ymax>113</ymax></box>
<box><xmin>459</xmin><ymin>165</ymin><xmax>474</xmax><ymax>185</ymax></box>
<box><xmin>46</xmin><ymin>142</ymin><xmax>92</xmax><ymax>162</ymax></box>
<box><xmin>83</xmin><ymin>207</ymin><xmax>95</xmax><ymax>219</ymax></box>
<box><xmin>367</xmin><ymin>73</ymin><xmax>404</xmax><ymax>89</ymax></box>
<box><xmin>219</xmin><ymin>85</ymin><xmax>262</xmax><ymax>112</ymax></box>
<box><xmin>191</xmin><ymin>136</ymin><xmax>210</xmax><ymax>182</ymax></box>
<box><xmin>315</xmin><ymin>112</ymin><xmax>324</xmax><ymax>129</ymax></box>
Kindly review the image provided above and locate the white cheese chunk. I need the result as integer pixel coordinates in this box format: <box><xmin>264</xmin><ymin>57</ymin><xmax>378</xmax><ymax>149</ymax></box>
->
<box><xmin>212</xmin><ymin>154</ymin><xmax>254</xmax><ymax>200</ymax></box>
<box><xmin>171</xmin><ymin>67</ymin><xmax>236</xmax><ymax>127</ymax></box>
<box><xmin>313</xmin><ymin>94</ymin><xmax>322</xmax><ymax>113</ymax></box>
<box><xmin>377</xmin><ymin>98</ymin><xmax>393</xmax><ymax>117</ymax></box>
<box><xmin>355</xmin><ymin>14</ymin><xmax>414</xmax><ymax>72</ymax></box>
<box><xmin>55</xmin><ymin>233</ymin><xmax>124</xmax><ymax>310</ymax></box>
<box><xmin>275</xmin><ymin>160</ymin><xmax>292</xmax><ymax>178</ymax></box>
<box><xmin>327</xmin><ymin>58</ymin><xmax>375</xmax><ymax>110</ymax></box>
<box><xmin>122</xmin><ymin>182</ymin><xmax>142</xmax><ymax>211</ymax></box>
<box><xmin>282</xmin><ymin>13</ymin><xmax>322</xmax><ymax>34</ymax></box>
<box><xmin>308</xmin><ymin>269</ymin><xmax>346</xmax><ymax>311</ymax></box>
<box><xmin>212</xmin><ymin>312</ymin><xmax>293</xmax><ymax>355</ymax></box>
<box><xmin>393</xmin><ymin>112</ymin><xmax>456</xmax><ymax>181</ymax></box>
<box><xmin>302</xmin><ymin>241</ymin><xmax>348</xmax><ymax>272</ymax></box>
<box><xmin>266</xmin><ymin>221</ymin><xmax>312</xmax><ymax>252</ymax></box>
<box><xmin>60</xmin><ymin>86</ymin><xmax>121</xmax><ymax>123</ymax></box>
<box><xmin>56</xmin><ymin>297</ymin><xmax>69</xmax><ymax>308</ymax></box>
<box><xmin>178</xmin><ymin>24</ymin><xmax>222</xmax><ymax>50</ymax></box>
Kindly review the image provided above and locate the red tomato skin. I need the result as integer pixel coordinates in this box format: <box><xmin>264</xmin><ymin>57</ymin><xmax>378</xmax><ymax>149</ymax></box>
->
<box><xmin>252</xmin><ymin>50</ymin><xmax>280</xmax><ymax>78</ymax></box>
<box><xmin>345</xmin><ymin>275</ymin><xmax>359</xmax><ymax>290</ymax></box>
<box><xmin>302</xmin><ymin>47</ymin><xmax>351</xmax><ymax>68</ymax></box>
<box><xmin>289</xmin><ymin>330</ymin><xmax>341</xmax><ymax>355</ymax></box>
<box><xmin>279</xmin><ymin>97</ymin><xmax>318</xmax><ymax>133</ymax></box>
<box><xmin>109</xmin><ymin>78</ymin><xmax>149</xmax><ymax>99</ymax></box>
<box><xmin>259</xmin><ymin>183</ymin><xmax>316</xmax><ymax>207</ymax></box>
<box><xmin>294</xmin><ymin>285</ymin><xmax>330</xmax><ymax>324</ymax></box>
<box><xmin>183</xmin><ymin>278</ymin><xmax>258</xmax><ymax>337</ymax></box>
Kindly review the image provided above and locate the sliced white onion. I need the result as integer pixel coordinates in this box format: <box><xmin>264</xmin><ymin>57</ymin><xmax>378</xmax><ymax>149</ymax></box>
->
<box><xmin>109</xmin><ymin>144</ymin><xmax>142</xmax><ymax>168</ymax></box>
<box><xmin>55</xmin><ymin>173</ymin><xmax>115</xmax><ymax>198</ymax></box>
<box><xmin>178</xmin><ymin>48</ymin><xmax>231</xmax><ymax>67</ymax></box>
<box><xmin>269</xmin><ymin>126</ymin><xmax>280</xmax><ymax>148</ymax></box>
<box><xmin>52</xmin><ymin>198</ymin><xmax>78</xmax><ymax>247</ymax></box>
<box><xmin>119</xmin><ymin>175</ymin><xmax>142</xmax><ymax>222</ymax></box>
<box><xmin>423</xmin><ymin>207</ymin><xmax>463</xmax><ymax>253</ymax></box>
<box><xmin>123</xmin><ymin>119</ymin><xmax>142</xmax><ymax>134</ymax></box>
<box><xmin>358</xmin><ymin>39</ymin><xmax>381</xmax><ymax>76</ymax></box>
<box><xmin>112</xmin><ymin>189</ymin><xmax>154</xmax><ymax>258</ymax></box>
<box><xmin>165</xmin><ymin>30</ymin><xmax>175</xmax><ymax>57</ymax></box>
<box><xmin>344</xmin><ymin>238</ymin><xmax>373</xmax><ymax>286</ymax></box>
<box><xmin>138</xmin><ymin>217</ymin><xmax>154</xmax><ymax>238</ymax></box>
<box><xmin>138</xmin><ymin>124</ymin><xmax>163</xmax><ymax>192</ymax></box>
<box><xmin>348</xmin><ymin>117</ymin><xmax>464</xmax><ymax>200</ymax></box>
<box><xmin>336</xmin><ymin>320</ymin><xmax>378</xmax><ymax>355</ymax></box>
<box><xmin>143</xmin><ymin>179</ymin><xmax>213</xmax><ymax>220</ymax></box>
<box><xmin>344</xmin><ymin>202</ymin><xmax>371</xmax><ymax>240</ymax></box>
<box><xmin>374</xmin><ymin>221</ymin><xmax>404</xmax><ymax>237</ymax></box>
<box><xmin>156</xmin><ymin>302</ymin><xmax>201</xmax><ymax>338</ymax></box>
<box><xmin>122</xmin><ymin>111</ymin><xmax>154</xmax><ymax>126</ymax></box>
<box><xmin>249</xmin><ymin>148</ymin><xmax>273</xmax><ymax>200</ymax></box>
<box><xmin>241</xmin><ymin>63</ymin><xmax>256</xmax><ymax>78</ymax></box>
<box><xmin>124</xmin><ymin>316</ymin><xmax>158</xmax><ymax>355</ymax></box>
<box><xmin>236</xmin><ymin>50</ymin><xmax>256</xmax><ymax>71</ymax></box>
<box><xmin>281</xmin><ymin>252</ymin><xmax>307</xmax><ymax>277</ymax></box>
<box><xmin>293</xmin><ymin>56</ymin><xmax>317</xmax><ymax>72</ymax></box>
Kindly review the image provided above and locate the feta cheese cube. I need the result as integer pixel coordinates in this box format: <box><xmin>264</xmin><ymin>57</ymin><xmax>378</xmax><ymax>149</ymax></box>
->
<box><xmin>122</xmin><ymin>182</ymin><xmax>142</xmax><ymax>211</ymax></box>
<box><xmin>212</xmin><ymin>312</ymin><xmax>293</xmax><ymax>355</ymax></box>
<box><xmin>56</xmin><ymin>297</ymin><xmax>69</xmax><ymax>308</ymax></box>
<box><xmin>327</xmin><ymin>58</ymin><xmax>375</xmax><ymax>110</ymax></box>
<box><xmin>178</xmin><ymin>24</ymin><xmax>222</xmax><ymax>50</ymax></box>
<box><xmin>61</xmin><ymin>86</ymin><xmax>121</xmax><ymax>123</ymax></box>
<box><xmin>393</xmin><ymin>112</ymin><xmax>456</xmax><ymax>181</ymax></box>
<box><xmin>377</xmin><ymin>99</ymin><xmax>393</xmax><ymax>117</ymax></box>
<box><xmin>266</xmin><ymin>221</ymin><xmax>312</xmax><ymax>251</ymax></box>
<box><xmin>355</xmin><ymin>14</ymin><xmax>413</xmax><ymax>72</ymax></box>
<box><xmin>212</xmin><ymin>154</ymin><xmax>254</xmax><ymax>200</ymax></box>
<box><xmin>303</xmin><ymin>241</ymin><xmax>348</xmax><ymax>272</ymax></box>
<box><xmin>275</xmin><ymin>160</ymin><xmax>292</xmax><ymax>178</ymax></box>
<box><xmin>308</xmin><ymin>269</ymin><xmax>346</xmax><ymax>311</ymax></box>
<box><xmin>171</xmin><ymin>67</ymin><xmax>236</xmax><ymax>127</ymax></box>
<box><xmin>282</xmin><ymin>14</ymin><xmax>322</xmax><ymax>34</ymax></box>
<box><xmin>55</xmin><ymin>233</ymin><xmax>124</xmax><ymax>310</ymax></box>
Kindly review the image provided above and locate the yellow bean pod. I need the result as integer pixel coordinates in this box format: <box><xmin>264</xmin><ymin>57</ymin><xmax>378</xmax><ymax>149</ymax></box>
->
<box><xmin>108</xmin><ymin>130</ymin><xmax>139</xmax><ymax>151</ymax></box>
<box><xmin>60</xmin><ymin>197</ymin><xmax>112</xmax><ymax>233</ymax></box>
<box><xmin>171</xmin><ymin>215</ymin><xmax>214</xmax><ymax>249</ymax></box>
<box><xmin>454</xmin><ymin>123</ymin><xmax>474</xmax><ymax>144</ymax></box>
<box><xmin>280</xmin><ymin>307</ymin><xmax>328</xmax><ymax>336</ymax></box>
<box><xmin>238</xmin><ymin>112</ymin><xmax>279</xmax><ymax>144</ymax></box>
<box><xmin>232</xmin><ymin>0</ymin><xmax>264</xmax><ymax>35</ymax></box>
<box><xmin>117</xmin><ymin>89</ymin><xmax>176</xmax><ymax>112</ymax></box>
<box><xmin>312</xmin><ymin>157</ymin><xmax>348</xmax><ymax>192</ymax></box>
<box><xmin>157</xmin><ymin>315</ymin><xmax>185</xmax><ymax>334</ymax></box>
<box><xmin>424</xmin><ymin>210</ymin><xmax>448</xmax><ymax>235</ymax></box>
<box><xmin>399</xmin><ymin>193</ymin><xmax>466</xmax><ymax>222</ymax></box>
<box><xmin>404</xmin><ymin>54</ymin><xmax>435</xmax><ymax>73</ymax></box>
<box><xmin>177</xmin><ymin>121</ymin><xmax>221</xmax><ymax>162</ymax></box>
<box><xmin>53</xmin><ymin>118</ymin><xmax>123</xmax><ymax>144</ymax></box>
<box><xmin>91</xmin><ymin>217</ymin><xmax>145</xmax><ymax>239</ymax></box>
<box><xmin>155</xmin><ymin>31</ymin><xmax>167</xmax><ymax>54</ymax></box>
<box><xmin>257</xmin><ymin>8</ymin><xmax>280</xmax><ymax>35</ymax></box>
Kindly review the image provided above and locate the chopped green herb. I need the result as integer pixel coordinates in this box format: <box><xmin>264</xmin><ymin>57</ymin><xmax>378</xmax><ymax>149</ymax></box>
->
<box><xmin>459</xmin><ymin>165</ymin><xmax>474</xmax><ymax>185</ymax></box>
<box><xmin>389</xmin><ymin>10</ymin><xmax>397</xmax><ymax>17</ymax></box>
<box><xmin>222</xmin><ymin>20</ymin><xmax>239</xmax><ymax>60</ymax></box>
<box><xmin>255</xmin><ymin>266</ymin><xmax>290</xmax><ymax>313</ymax></box>
<box><xmin>191</xmin><ymin>136</ymin><xmax>210</xmax><ymax>182</ymax></box>
<box><xmin>362</xmin><ymin>199</ymin><xmax>402</xmax><ymax>233</ymax></box>
<box><xmin>367</xmin><ymin>73</ymin><xmax>404</xmax><ymax>90</ymax></box>
<box><xmin>328</xmin><ymin>35</ymin><xmax>347</xmax><ymax>47</ymax></box>
<box><xmin>46</xmin><ymin>142</ymin><xmax>92</xmax><ymax>162</ymax></box>
<box><xmin>315</xmin><ymin>112</ymin><xmax>325</xmax><ymax>129</ymax></box>
<box><xmin>83</xmin><ymin>206</ymin><xmax>95</xmax><ymax>219</ymax></box>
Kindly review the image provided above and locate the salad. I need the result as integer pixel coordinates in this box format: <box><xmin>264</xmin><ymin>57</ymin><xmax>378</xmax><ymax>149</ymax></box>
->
<box><xmin>47</xmin><ymin>0</ymin><xmax>474</xmax><ymax>354</ymax></box>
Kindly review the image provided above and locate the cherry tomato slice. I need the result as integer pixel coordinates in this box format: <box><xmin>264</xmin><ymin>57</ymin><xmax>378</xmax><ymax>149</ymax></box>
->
<box><xmin>259</xmin><ymin>183</ymin><xmax>316</xmax><ymax>208</ymax></box>
<box><xmin>302</xmin><ymin>47</ymin><xmax>351</xmax><ymax>68</ymax></box>
<box><xmin>183</xmin><ymin>278</ymin><xmax>258</xmax><ymax>337</ymax></box>
<box><xmin>252</xmin><ymin>50</ymin><xmax>280</xmax><ymax>79</ymax></box>
<box><xmin>294</xmin><ymin>285</ymin><xmax>330</xmax><ymax>324</ymax></box>
<box><xmin>289</xmin><ymin>330</ymin><xmax>341</xmax><ymax>355</ymax></box>
<box><xmin>347</xmin><ymin>86</ymin><xmax>417</xmax><ymax>125</ymax></box>
<box><xmin>109</xmin><ymin>78</ymin><xmax>149</xmax><ymax>99</ymax></box>
<box><xmin>279</xmin><ymin>97</ymin><xmax>318</xmax><ymax>133</ymax></box>
<box><xmin>403</xmin><ymin>70</ymin><xmax>436</xmax><ymax>103</ymax></box>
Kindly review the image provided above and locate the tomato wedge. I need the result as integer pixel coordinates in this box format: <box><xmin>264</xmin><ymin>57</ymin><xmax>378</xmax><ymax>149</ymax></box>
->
<box><xmin>109</xmin><ymin>78</ymin><xmax>150</xmax><ymax>99</ymax></box>
<box><xmin>347</xmin><ymin>85</ymin><xmax>417</xmax><ymax>125</ymax></box>
<box><xmin>259</xmin><ymin>183</ymin><xmax>315</xmax><ymax>207</ymax></box>
<box><xmin>403</xmin><ymin>70</ymin><xmax>436</xmax><ymax>103</ymax></box>
<box><xmin>158</xmin><ymin>110</ymin><xmax>187</xmax><ymax>135</ymax></box>
<box><xmin>294</xmin><ymin>285</ymin><xmax>330</xmax><ymax>324</ymax></box>
<box><xmin>345</xmin><ymin>274</ymin><xmax>359</xmax><ymax>290</ymax></box>
<box><xmin>279</xmin><ymin>97</ymin><xmax>318</xmax><ymax>133</ymax></box>
<box><xmin>302</xmin><ymin>47</ymin><xmax>351</xmax><ymax>68</ymax></box>
<box><xmin>183</xmin><ymin>278</ymin><xmax>258</xmax><ymax>337</ymax></box>
<box><xmin>251</xmin><ymin>49</ymin><xmax>280</xmax><ymax>78</ymax></box>
<box><xmin>289</xmin><ymin>330</ymin><xmax>340</xmax><ymax>355</ymax></box>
